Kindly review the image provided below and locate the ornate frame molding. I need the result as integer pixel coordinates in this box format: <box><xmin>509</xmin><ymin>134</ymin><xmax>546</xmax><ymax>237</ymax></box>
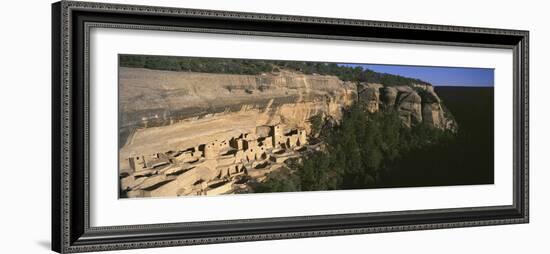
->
<box><xmin>52</xmin><ymin>1</ymin><xmax>529</xmax><ymax>253</ymax></box>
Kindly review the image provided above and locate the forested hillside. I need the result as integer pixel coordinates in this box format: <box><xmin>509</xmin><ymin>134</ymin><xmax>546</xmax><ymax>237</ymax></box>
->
<box><xmin>120</xmin><ymin>54</ymin><xmax>430</xmax><ymax>86</ymax></box>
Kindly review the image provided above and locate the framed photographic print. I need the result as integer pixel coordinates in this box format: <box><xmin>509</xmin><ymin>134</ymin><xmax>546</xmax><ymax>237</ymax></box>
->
<box><xmin>51</xmin><ymin>1</ymin><xmax>529</xmax><ymax>253</ymax></box>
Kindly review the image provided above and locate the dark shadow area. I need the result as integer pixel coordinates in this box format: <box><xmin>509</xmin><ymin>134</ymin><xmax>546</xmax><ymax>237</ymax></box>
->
<box><xmin>380</xmin><ymin>86</ymin><xmax>494</xmax><ymax>187</ymax></box>
<box><xmin>255</xmin><ymin>86</ymin><xmax>494</xmax><ymax>192</ymax></box>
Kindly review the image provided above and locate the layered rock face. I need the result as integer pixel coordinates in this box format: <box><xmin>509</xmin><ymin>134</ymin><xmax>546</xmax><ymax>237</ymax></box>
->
<box><xmin>118</xmin><ymin>68</ymin><xmax>355</xmax><ymax>197</ymax></box>
<box><xmin>119</xmin><ymin>67</ymin><xmax>358</xmax><ymax>157</ymax></box>
<box><xmin>118</xmin><ymin>68</ymin><xmax>457</xmax><ymax>198</ymax></box>
<box><xmin>357</xmin><ymin>83</ymin><xmax>457</xmax><ymax>131</ymax></box>
<box><xmin>119</xmin><ymin>67</ymin><xmax>356</xmax><ymax>147</ymax></box>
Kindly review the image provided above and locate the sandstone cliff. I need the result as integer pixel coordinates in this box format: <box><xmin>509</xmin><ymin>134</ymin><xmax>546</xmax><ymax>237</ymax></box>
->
<box><xmin>118</xmin><ymin>67</ymin><xmax>458</xmax><ymax>198</ymax></box>
<box><xmin>357</xmin><ymin>83</ymin><xmax>457</xmax><ymax>131</ymax></box>
<box><xmin>120</xmin><ymin>68</ymin><xmax>457</xmax><ymax>151</ymax></box>
<box><xmin>119</xmin><ymin>67</ymin><xmax>357</xmax><ymax>147</ymax></box>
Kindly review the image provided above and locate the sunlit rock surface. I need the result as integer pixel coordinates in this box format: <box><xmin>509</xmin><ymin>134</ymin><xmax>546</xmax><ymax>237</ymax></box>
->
<box><xmin>118</xmin><ymin>68</ymin><xmax>456</xmax><ymax>198</ymax></box>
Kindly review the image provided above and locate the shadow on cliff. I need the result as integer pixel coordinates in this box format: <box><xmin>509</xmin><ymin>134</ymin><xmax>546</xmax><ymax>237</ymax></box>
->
<box><xmin>379</xmin><ymin>86</ymin><xmax>494</xmax><ymax>187</ymax></box>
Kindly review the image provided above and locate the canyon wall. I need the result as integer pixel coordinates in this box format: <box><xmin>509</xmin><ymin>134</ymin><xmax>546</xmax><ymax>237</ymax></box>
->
<box><xmin>119</xmin><ymin>67</ymin><xmax>358</xmax><ymax>197</ymax></box>
<box><xmin>119</xmin><ymin>67</ymin><xmax>358</xmax><ymax>124</ymax></box>
<box><xmin>118</xmin><ymin>67</ymin><xmax>357</xmax><ymax>168</ymax></box>
<box><xmin>357</xmin><ymin>83</ymin><xmax>457</xmax><ymax>131</ymax></box>
<box><xmin>119</xmin><ymin>67</ymin><xmax>357</xmax><ymax>147</ymax></box>
<box><xmin>118</xmin><ymin>67</ymin><xmax>457</xmax><ymax>197</ymax></box>
<box><xmin>120</xmin><ymin>67</ymin><xmax>457</xmax><ymax>158</ymax></box>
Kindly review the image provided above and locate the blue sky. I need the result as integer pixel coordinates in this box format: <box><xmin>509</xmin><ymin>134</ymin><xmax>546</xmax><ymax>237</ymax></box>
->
<box><xmin>339</xmin><ymin>63</ymin><xmax>494</xmax><ymax>87</ymax></box>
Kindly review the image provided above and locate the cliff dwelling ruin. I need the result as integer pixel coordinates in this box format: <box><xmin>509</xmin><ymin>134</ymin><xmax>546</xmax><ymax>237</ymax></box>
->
<box><xmin>118</xmin><ymin>67</ymin><xmax>457</xmax><ymax>198</ymax></box>
<box><xmin>120</xmin><ymin>124</ymin><xmax>311</xmax><ymax>197</ymax></box>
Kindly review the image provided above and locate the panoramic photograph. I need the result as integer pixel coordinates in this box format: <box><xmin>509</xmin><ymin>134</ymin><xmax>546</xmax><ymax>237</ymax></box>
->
<box><xmin>117</xmin><ymin>55</ymin><xmax>494</xmax><ymax>198</ymax></box>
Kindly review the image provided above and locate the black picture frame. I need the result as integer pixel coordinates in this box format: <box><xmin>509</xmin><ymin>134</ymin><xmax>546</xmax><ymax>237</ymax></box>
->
<box><xmin>51</xmin><ymin>1</ymin><xmax>529</xmax><ymax>253</ymax></box>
